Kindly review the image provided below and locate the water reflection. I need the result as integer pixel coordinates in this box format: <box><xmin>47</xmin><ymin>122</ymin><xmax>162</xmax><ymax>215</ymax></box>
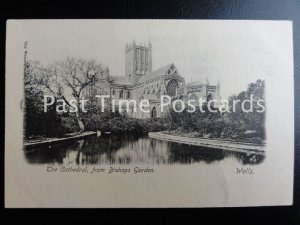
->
<box><xmin>25</xmin><ymin>135</ymin><xmax>265</xmax><ymax>165</ymax></box>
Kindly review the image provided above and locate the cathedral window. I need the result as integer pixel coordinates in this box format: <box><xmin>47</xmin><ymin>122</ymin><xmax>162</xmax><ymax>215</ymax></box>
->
<box><xmin>127</xmin><ymin>91</ymin><xmax>130</xmax><ymax>99</ymax></box>
<box><xmin>120</xmin><ymin>90</ymin><xmax>124</xmax><ymax>99</ymax></box>
<box><xmin>207</xmin><ymin>93</ymin><xmax>213</xmax><ymax>102</ymax></box>
<box><xmin>151</xmin><ymin>107</ymin><xmax>157</xmax><ymax>119</ymax></box>
<box><xmin>166</xmin><ymin>79</ymin><xmax>178</xmax><ymax>97</ymax></box>
<box><xmin>112</xmin><ymin>89</ymin><xmax>116</xmax><ymax>96</ymax></box>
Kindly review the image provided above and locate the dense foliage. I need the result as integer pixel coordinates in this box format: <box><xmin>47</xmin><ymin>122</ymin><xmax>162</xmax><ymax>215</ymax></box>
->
<box><xmin>166</xmin><ymin>80</ymin><xmax>265</xmax><ymax>143</ymax></box>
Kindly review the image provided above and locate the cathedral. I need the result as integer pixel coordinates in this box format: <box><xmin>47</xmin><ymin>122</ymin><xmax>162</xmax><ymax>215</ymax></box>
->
<box><xmin>86</xmin><ymin>41</ymin><xmax>220</xmax><ymax>118</ymax></box>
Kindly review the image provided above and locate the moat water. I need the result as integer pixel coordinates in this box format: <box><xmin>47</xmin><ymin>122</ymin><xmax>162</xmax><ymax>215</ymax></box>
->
<box><xmin>24</xmin><ymin>134</ymin><xmax>265</xmax><ymax>165</ymax></box>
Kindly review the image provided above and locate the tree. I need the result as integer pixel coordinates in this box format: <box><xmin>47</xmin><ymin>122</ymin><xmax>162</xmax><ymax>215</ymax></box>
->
<box><xmin>35</xmin><ymin>58</ymin><xmax>109</xmax><ymax>132</ymax></box>
<box><xmin>226</xmin><ymin>79</ymin><xmax>265</xmax><ymax>140</ymax></box>
<box><xmin>24</xmin><ymin>61</ymin><xmax>65</xmax><ymax>138</ymax></box>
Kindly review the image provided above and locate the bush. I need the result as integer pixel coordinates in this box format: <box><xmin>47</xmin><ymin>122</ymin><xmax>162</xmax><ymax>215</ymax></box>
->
<box><xmin>84</xmin><ymin>113</ymin><xmax>111</xmax><ymax>132</ymax></box>
<box><xmin>60</xmin><ymin>115</ymin><xmax>80</xmax><ymax>134</ymax></box>
<box><xmin>108</xmin><ymin>117</ymin><xmax>168</xmax><ymax>134</ymax></box>
<box><xmin>24</xmin><ymin>88</ymin><xmax>69</xmax><ymax>138</ymax></box>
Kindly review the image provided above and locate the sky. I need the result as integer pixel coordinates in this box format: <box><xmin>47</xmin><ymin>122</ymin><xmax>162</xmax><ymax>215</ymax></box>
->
<box><xmin>23</xmin><ymin>19</ymin><xmax>292</xmax><ymax>99</ymax></box>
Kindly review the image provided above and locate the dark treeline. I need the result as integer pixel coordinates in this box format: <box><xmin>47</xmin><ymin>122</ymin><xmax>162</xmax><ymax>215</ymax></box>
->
<box><xmin>167</xmin><ymin>79</ymin><xmax>265</xmax><ymax>144</ymax></box>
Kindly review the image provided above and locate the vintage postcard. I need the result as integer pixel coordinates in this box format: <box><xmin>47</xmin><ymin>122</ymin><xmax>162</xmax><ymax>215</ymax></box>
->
<box><xmin>5</xmin><ymin>20</ymin><xmax>294</xmax><ymax>207</ymax></box>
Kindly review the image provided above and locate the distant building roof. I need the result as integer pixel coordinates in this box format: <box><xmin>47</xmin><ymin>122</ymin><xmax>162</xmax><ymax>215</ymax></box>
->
<box><xmin>111</xmin><ymin>63</ymin><xmax>182</xmax><ymax>86</ymax></box>
<box><xmin>185</xmin><ymin>81</ymin><xmax>204</xmax><ymax>87</ymax></box>
<box><xmin>138</xmin><ymin>64</ymin><xmax>173</xmax><ymax>83</ymax></box>
<box><xmin>111</xmin><ymin>76</ymin><xmax>130</xmax><ymax>85</ymax></box>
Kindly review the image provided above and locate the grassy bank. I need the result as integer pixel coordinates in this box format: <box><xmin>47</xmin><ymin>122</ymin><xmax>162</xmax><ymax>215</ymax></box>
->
<box><xmin>86</xmin><ymin>116</ymin><xmax>169</xmax><ymax>135</ymax></box>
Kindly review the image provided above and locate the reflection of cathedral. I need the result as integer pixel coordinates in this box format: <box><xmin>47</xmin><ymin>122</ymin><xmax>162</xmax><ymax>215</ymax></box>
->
<box><xmin>87</xmin><ymin>41</ymin><xmax>220</xmax><ymax>118</ymax></box>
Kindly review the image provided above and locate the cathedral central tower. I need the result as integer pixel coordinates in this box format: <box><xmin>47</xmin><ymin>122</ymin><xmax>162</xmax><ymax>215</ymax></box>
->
<box><xmin>125</xmin><ymin>41</ymin><xmax>152</xmax><ymax>84</ymax></box>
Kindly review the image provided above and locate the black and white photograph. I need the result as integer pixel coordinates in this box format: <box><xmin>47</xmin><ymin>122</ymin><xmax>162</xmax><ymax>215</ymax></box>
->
<box><xmin>23</xmin><ymin>21</ymin><xmax>266</xmax><ymax>166</ymax></box>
